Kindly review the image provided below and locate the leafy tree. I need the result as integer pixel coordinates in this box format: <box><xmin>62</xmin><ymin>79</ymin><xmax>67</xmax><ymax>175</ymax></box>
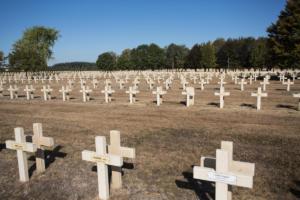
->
<box><xmin>267</xmin><ymin>0</ymin><xmax>300</xmax><ymax>68</ymax></box>
<box><xmin>199</xmin><ymin>42</ymin><xmax>216</xmax><ymax>69</ymax></box>
<box><xmin>117</xmin><ymin>49</ymin><xmax>133</xmax><ymax>70</ymax></box>
<box><xmin>185</xmin><ymin>44</ymin><xmax>201</xmax><ymax>71</ymax></box>
<box><xmin>131</xmin><ymin>43</ymin><xmax>165</xmax><ymax>70</ymax></box>
<box><xmin>9</xmin><ymin>26</ymin><xmax>59</xmax><ymax>71</ymax></box>
<box><xmin>96</xmin><ymin>52</ymin><xmax>117</xmax><ymax>71</ymax></box>
<box><xmin>250</xmin><ymin>38</ymin><xmax>268</xmax><ymax>69</ymax></box>
<box><xmin>166</xmin><ymin>44</ymin><xmax>189</xmax><ymax>70</ymax></box>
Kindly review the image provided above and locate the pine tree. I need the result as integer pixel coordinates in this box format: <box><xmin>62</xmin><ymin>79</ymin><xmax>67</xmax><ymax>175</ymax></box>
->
<box><xmin>267</xmin><ymin>0</ymin><xmax>300</xmax><ymax>68</ymax></box>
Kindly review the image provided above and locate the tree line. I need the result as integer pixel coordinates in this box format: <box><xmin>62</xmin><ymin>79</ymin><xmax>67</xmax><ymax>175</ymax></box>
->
<box><xmin>1</xmin><ymin>0</ymin><xmax>299</xmax><ymax>71</ymax></box>
<box><xmin>95</xmin><ymin>37</ymin><xmax>271</xmax><ymax>71</ymax></box>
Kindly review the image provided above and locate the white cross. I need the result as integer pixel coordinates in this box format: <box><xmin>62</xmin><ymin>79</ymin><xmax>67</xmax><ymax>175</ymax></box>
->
<box><xmin>24</xmin><ymin>85</ymin><xmax>35</xmax><ymax>100</ymax></box>
<box><xmin>283</xmin><ymin>79</ymin><xmax>294</xmax><ymax>91</ymax></box>
<box><xmin>32</xmin><ymin>123</ymin><xmax>54</xmax><ymax>173</ymax></box>
<box><xmin>218</xmin><ymin>78</ymin><xmax>226</xmax><ymax>88</ymax></box>
<box><xmin>152</xmin><ymin>86</ymin><xmax>167</xmax><ymax>106</ymax></box>
<box><xmin>101</xmin><ymin>86</ymin><xmax>115</xmax><ymax>103</ymax></box>
<box><xmin>80</xmin><ymin>86</ymin><xmax>92</xmax><ymax>102</ymax></box>
<box><xmin>193</xmin><ymin>141</ymin><xmax>255</xmax><ymax>200</ymax></box>
<box><xmin>92</xmin><ymin>79</ymin><xmax>99</xmax><ymax>89</ymax></box>
<box><xmin>214</xmin><ymin>86</ymin><xmax>230</xmax><ymax>109</ymax></box>
<box><xmin>7</xmin><ymin>85</ymin><xmax>19</xmax><ymax>99</ymax></box>
<box><xmin>260</xmin><ymin>78</ymin><xmax>269</xmax><ymax>91</ymax></box>
<box><xmin>199</xmin><ymin>79</ymin><xmax>207</xmax><ymax>91</ymax></box>
<box><xmin>248</xmin><ymin>76</ymin><xmax>253</xmax><ymax>85</ymax></box>
<box><xmin>41</xmin><ymin>85</ymin><xmax>53</xmax><ymax>101</ymax></box>
<box><xmin>82</xmin><ymin>136</ymin><xmax>123</xmax><ymax>200</ymax></box>
<box><xmin>59</xmin><ymin>86</ymin><xmax>71</xmax><ymax>101</ymax></box>
<box><xmin>5</xmin><ymin>127</ymin><xmax>37</xmax><ymax>182</ymax></box>
<box><xmin>126</xmin><ymin>86</ymin><xmax>139</xmax><ymax>104</ymax></box>
<box><xmin>251</xmin><ymin>87</ymin><xmax>267</xmax><ymax>110</ymax></box>
<box><xmin>108</xmin><ymin>130</ymin><xmax>135</xmax><ymax>189</ymax></box>
<box><xmin>182</xmin><ymin>87</ymin><xmax>195</xmax><ymax>107</ymax></box>
<box><xmin>238</xmin><ymin>79</ymin><xmax>247</xmax><ymax>91</ymax></box>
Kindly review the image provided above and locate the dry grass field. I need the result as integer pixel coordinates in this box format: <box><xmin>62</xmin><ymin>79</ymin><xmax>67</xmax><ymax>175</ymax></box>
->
<box><xmin>0</xmin><ymin>76</ymin><xmax>299</xmax><ymax>200</ymax></box>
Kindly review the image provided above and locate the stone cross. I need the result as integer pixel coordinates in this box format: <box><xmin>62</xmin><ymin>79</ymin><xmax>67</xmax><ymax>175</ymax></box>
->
<box><xmin>249</xmin><ymin>76</ymin><xmax>253</xmax><ymax>85</ymax></box>
<box><xmin>126</xmin><ymin>86</ymin><xmax>139</xmax><ymax>104</ymax></box>
<box><xmin>234</xmin><ymin>76</ymin><xmax>239</xmax><ymax>84</ymax></box>
<box><xmin>80</xmin><ymin>86</ymin><xmax>92</xmax><ymax>102</ymax></box>
<box><xmin>108</xmin><ymin>130</ymin><xmax>135</xmax><ymax>189</ymax></box>
<box><xmin>92</xmin><ymin>79</ymin><xmax>99</xmax><ymax>89</ymax></box>
<box><xmin>218</xmin><ymin>78</ymin><xmax>226</xmax><ymax>88</ymax></box>
<box><xmin>5</xmin><ymin>127</ymin><xmax>37</xmax><ymax>182</ymax></box>
<box><xmin>152</xmin><ymin>86</ymin><xmax>167</xmax><ymax>106</ymax></box>
<box><xmin>118</xmin><ymin>79</ymin><xmax>125</xmax><ymax>90</ymax></box>
<box><xmin>193</xmin><ymin>141</ymin><xmax>255</xmax><ymax>200</ymax></box>
<box><xmin>80</xmin><ymin>79</ymin><xmax>86</xmax><ymax>88</ymax></box>
<box><xmin>214</xmin><ymin>86</ymin><xmax>230</xmax><ymax>109</ymax></box>
<box><xmin>41</xmin><ymin>85</ymin><xmax>53</xmax><ymax>101</ymax></box>
<box><xmin>260</xmin><ymin>78</ymin><xmax>270</xmax><ymax>91</ymax></box>
<box><xmin>238</xmin><ymin>79</ymin><xmax>247</xmax><ymax>91</ymax></box>
<box><xmin>59</xmin><ymin>86</ymin><xmax>71</xmax><ymax>101</ymax></box>
<box><xmin>32</xmin><ymin>123</ymin><xmax>54</xmax><ymax>173</ymax></box>
<box><xmin>283</xmin><ymin>79</ymin><xmax>294</xmax><ymax>91</ymax></box>
<box><xmin>24</xmin><ymin>85</ymin><xmax>35</xmax><ymax>100</ymax></box>
<box><xmin>8</xmin><ymin>85</ymin><xmax>19</xmax><ymax>99</ymax></box>
<box><xmin>251</xmin><ymin>87</ymin><xmax>267</xmax><ymax>110</ymax></box>
<box><xmin>82</xmin><ymin>136</ymin><xmax>123</xmax><ymax>200</ymax></box>
<box><xmin>182</xmin><ymin>87</ymin><xmax>195</xmax><ymax>107</ymax></box>
<box><xmin>101</xmin><ymin>86</ymin><xmax>115</xmax><ymax>103</ymax></box>
<box><xmin>293</xmin><ymin>93</ymin><xmax>300</xmax><ymax>111</ymax></box>
<box><xmin>164</xmin><ymin>79</ymin><xmax>171</xmax><ymax>90</ymax></box>
<box><xmin>199</xmin><ymin>79</ymin><xmax>207</xmax><ymax>91</ymax></box>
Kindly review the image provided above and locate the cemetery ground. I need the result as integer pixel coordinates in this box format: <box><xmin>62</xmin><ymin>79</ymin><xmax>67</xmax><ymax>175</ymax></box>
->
<box><xmin>0</xmin><ymin>78</ymin><xmax>299</xmax><ymax>200</ymax></box>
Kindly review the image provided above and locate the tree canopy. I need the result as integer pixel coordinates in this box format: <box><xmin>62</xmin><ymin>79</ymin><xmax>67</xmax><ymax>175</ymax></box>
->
<box><xmin>96</xmin><ymin>52</ymin><xmax>117</xmax><ymax>71</ymax></box>
<box><xmin>9</xmin><ymin>26</ymin><xmax>59</xmax><ymax>71</ymax></box>
<box><xmin>267</xmin><ymin>0</ymin><xmax>300</xmax><ymax>69</ymax></box>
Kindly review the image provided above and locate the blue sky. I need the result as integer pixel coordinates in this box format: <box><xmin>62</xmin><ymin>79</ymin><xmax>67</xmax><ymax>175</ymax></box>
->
<box><xmin>0</xmin><ymin>0</ymin><xmax>286</xmax><ymax>65</ymax></box>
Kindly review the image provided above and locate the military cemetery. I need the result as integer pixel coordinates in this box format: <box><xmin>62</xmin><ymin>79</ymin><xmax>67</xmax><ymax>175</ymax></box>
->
<box><xmin>0</xmin><ymin>1</ymin><xmax>299</xmax><ymax>200</ymax></box>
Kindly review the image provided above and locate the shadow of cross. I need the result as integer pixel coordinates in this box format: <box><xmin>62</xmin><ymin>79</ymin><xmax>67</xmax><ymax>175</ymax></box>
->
<box><xmin>193</xmin><ymin>141</ymin><xmax>255</xmax><ymax>200</ymax></box>
<box><xmin>108</xmin><ymin>130</ymin><xmax>136</xmax><ymax>189</ymax></box>
<box><xmin>32</xmin><ymin>123</ymin><xmax>55</xmax><ymax>174</ymax></box>
<box><xmin>5</xmin><ymin>127</ymin><xmax>37</xmax><ymax>182</ymax></box>
<box><xmin>82</xmin><ymin>136</ymin><xmax>123</xmax><ymax>200</ymax></box>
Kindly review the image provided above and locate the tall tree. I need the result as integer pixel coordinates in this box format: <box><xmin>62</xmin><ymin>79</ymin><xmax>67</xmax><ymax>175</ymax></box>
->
<box><xmin>131</xmin><ymin>44</ymin><xmax>165</xmax><ymax>70</ymax></box>
<box><xmin>250</xmin><ymin>38</ymin><xmax>268</xmax><ymax>69</ymax></box>
<box><xmin>267</xmin><ymin>0</ymin><xmax>300</xmax><ymax>68</ymax></box>
<box><xmin>199</xmin><ymin>42</ymin><xmax>216</xmax><ymax>70</ymax></box>
<box><xmin>117</xmin><ymin>49</ymin><xmax>133</xmax><ymax>70</ymax></box>
<box><xmin>166</xmin><ymin>44</ymin><xmax>189</xmax><ymax>70</ymax></box>
<box><xmin>96</xmin><ymin>52</ymin><xmax>117</xmax><ymax>71</ymax></box>
<box><xmin>185</xmin><ymin>44</ymin><xmax>201</xmax><ymax>71</ymax></box>
<box><xmin>9</xmin><ymin>26</ymin><xmax>59</xmax><ymax>71</ymax></box>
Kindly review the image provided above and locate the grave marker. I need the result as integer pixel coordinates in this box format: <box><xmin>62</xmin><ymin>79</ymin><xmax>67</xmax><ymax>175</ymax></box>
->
<box><xmin>32</xmin><ymin>123</ymin><xmax>54</xmax><ymax>173</ymax></box>
<box><xmin>214</xmin><ymin>86</ymin><xmax>230</xmax><ymax>109</ymax></box>
<box><xmin>108</xmin><ymin>130</ymin><xmax>135</xmax><ymax>189</ymax></box>
<box><xmin>5</xmin><ymin>127</ymin><xmax>37</xmax><ymax>182</ymax></box>
<box><xmin>82</xmin><ymin>136</ymin><xmax>123</xmax><ymax>200</ymax></box>
<box><xmin>182</xmin><ymin>87</ymin><xmax>195</xmax><ymax>107</ymax></box>
<box><xmin>251</xmin><ymin>87</ymin><xmax>267</xmax><ymax>110</ymax></box>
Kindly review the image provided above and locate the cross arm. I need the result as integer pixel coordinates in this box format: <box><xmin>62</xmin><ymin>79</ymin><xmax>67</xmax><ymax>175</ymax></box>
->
<box><xmin>5</xmin><ymin>140</ymin><xmax>37</xmax><ymax>153</ymax></box>
<box><xmin>193</xmin><ymin>166</ymin><xmax>253</xmax><ymax>188</ymax></box>
<box><xmin>82</xmin><ymin>150</ymin><xmax>123</xmax><ymax>167</ymax></box>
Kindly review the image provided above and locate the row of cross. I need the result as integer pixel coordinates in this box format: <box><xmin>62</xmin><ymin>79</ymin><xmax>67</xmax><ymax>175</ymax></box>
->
<box><xmin>4</xmin><ymin>123</ymin><xmax>254</xmax><ymax>200</ymax></box>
